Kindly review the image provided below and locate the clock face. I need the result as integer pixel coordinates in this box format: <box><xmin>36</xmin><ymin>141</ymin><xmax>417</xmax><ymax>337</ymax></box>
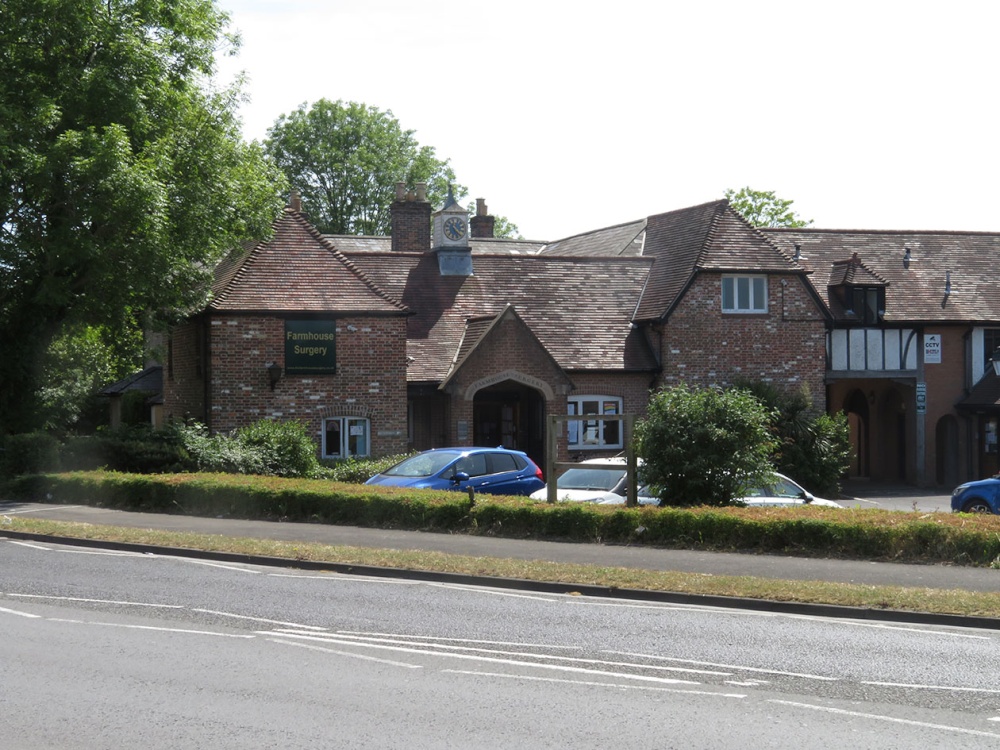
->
<box><xmin>443</xmin><ymin>216</ymin><xmax>467</xmax><ymax>241</ymax></box>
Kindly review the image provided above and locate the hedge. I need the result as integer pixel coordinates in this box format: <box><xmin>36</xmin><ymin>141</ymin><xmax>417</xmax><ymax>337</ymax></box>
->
<box><xmin>5</xmin><ymin>470</ymin><xmax>1000</xmax><ymax>566</ymax></box>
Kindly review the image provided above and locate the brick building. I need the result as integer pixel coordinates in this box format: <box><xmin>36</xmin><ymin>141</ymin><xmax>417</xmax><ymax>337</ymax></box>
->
<box><xmin>164</xmin><ymin>187</ymin><xmax>1000</xmax><ymax>487</ymax></box>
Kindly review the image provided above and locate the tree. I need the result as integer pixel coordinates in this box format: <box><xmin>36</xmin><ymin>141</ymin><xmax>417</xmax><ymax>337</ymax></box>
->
<box><xmin>634</xmin><ymin>383</ymin><xmax>778</xmax><ymax>506</ymax></box>
<box><xmin>0</xmin><ymin>0</ymin><xmax>286</xmax><ymax>434</ymax></box>
<box><xmin>732</xmin><ymin>378</ymin><xmax>851</xmax><ymax>496</ymax></box>
<box><xmin>265</xmin><ymin>99</ymin><xmax>520</xmax><ymax>238</ymax></box>
<box><xmin>724</xmin><ymin>187</ymin><xmax>812</xmax><ymax>228</ymax></box>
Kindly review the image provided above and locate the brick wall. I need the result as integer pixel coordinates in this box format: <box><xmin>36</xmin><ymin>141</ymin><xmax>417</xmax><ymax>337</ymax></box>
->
<box><xmin>204</xmin><ymin>314</ymin><xmax>409</xmax><ymax>456</ymax></box>
<box><xmin>659</xmin><ymin>272</ymin><xmax>827</xmax><ymax>404</ymax></box>
<box><xmin>390</xmin><ymin>198</ymin><xmax>431</xmax><ymax>253</ymax></box>
<box><xmin>163</xmin><ymin>319</ymin><xmax>206</xmax><ymax>422</ymax></box>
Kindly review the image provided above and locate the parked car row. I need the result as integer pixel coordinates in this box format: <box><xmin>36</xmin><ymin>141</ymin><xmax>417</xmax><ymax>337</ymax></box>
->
<box><xmin>367</xmin><ymin>447</ymin><xmax>1000</xmax><ymax>515</ymax></box>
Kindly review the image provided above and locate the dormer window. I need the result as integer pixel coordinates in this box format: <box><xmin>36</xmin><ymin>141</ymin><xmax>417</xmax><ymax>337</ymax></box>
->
<box><xmin>846</xmin><ymin>286</ymin><xmax>885</xmax><ymax>325</ymax></box>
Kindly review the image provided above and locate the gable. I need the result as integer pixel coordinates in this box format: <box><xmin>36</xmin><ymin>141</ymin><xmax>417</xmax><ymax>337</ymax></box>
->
<box><xmin>210</xmin><ymin>209</ymin><xmax>407</xmax><ymax>315</ymax></box>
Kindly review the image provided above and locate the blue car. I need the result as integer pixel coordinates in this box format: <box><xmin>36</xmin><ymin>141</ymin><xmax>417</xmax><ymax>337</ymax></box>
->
<box><xmin>951</xmin><ymin>476</ymin><xmax>1000</xmax><ymax>514</ymax></box>
<box><xmin>365</xmin><ymin>447</ymin><xmax>545</xmax><ymax>496</ymax></box>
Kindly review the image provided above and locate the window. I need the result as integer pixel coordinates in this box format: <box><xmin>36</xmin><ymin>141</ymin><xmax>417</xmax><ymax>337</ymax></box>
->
<box><xmin>323</xmin><ymin>417</ymin><xmax>369</xmax><ymax>459</ymax></box>
<box><xmin>722</xmin><ymin>275</ymin><xmax>767</xmax><ymax>313</ymax></box>
<box><xmin>985</xmin><ymin>328</ymin><xmax>1000</xmax><ymax>375</ymax></box>
<box><xmin>847</xmin><ymin>287</ymin><xmax>884</xmax><ymax>325</ymax></box>
<box><xmin>567</xmin><ymin>396</ymin><xmax>623</xmax><ymax>449</ymax></box>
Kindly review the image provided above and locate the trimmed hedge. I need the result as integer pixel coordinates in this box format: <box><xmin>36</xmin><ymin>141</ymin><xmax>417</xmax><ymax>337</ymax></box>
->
<box><xmin>5</xmin><ymin>470</ymin><xmax>1000</xmax><ymax>566</ymax></box>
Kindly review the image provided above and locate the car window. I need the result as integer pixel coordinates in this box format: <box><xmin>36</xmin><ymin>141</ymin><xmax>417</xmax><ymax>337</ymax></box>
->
<box><xmin>488</xmin><ymin>452</ymin><xmax>518</xmax><ymax>474</ymax></box>
<box><xmin>772</xmin><ymin>477</ymin><xmax>803</xmax><ymax>499</ymax></box>
<box><xmin>557</xmin><ymin>467</ymin><xmax>626</xmax><ymax>491</ymax></box>
<box><xmin>452</xmin><ymin>453</ymin><xmax>488</xmax><ymax>478</ymax></box>
<box><xmin>384</xmin><ymin>451</ymin><xmax>462</xmax><ymax>477</ymax></box>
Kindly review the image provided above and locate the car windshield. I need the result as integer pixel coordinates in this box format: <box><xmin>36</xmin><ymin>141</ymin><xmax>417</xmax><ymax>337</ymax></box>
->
<box><xmin>382</xmin><ymin>451</ymin><xmax>463</xmax><ymax>478</ymax></box>
<box><xmin>557</xmin><ymin>467</ymin><xmax>626</xmax><ymax>491</ymax></box>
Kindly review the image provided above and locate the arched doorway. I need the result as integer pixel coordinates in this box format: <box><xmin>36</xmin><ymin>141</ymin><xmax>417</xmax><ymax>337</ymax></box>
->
<box><xmin>844</xmin><ymin>389</ymin><xmax>870</xmax><ymax>479</ymax></box>
<box><xmin>935</xmin><ymin>415</ymin><xmax>960</xmax><ymax>487</ymax></box>
<box><xmin>473</xmin><ymin>381</ymin><xmax>545</xmax><ymax>467</ymax></box>
<box><xmin>878</xmin><ymin>387</ymin><xmax>907</xmax><ymax>482</ymax></box>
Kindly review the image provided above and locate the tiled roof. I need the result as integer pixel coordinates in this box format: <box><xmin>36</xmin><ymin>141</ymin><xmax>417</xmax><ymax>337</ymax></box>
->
<box><xmin>327</xmin><ymin>235</ymin><xmax>547</xmax><ymax>256</ymax></box>
<box><xmin>538</xmin><ymin>219</ymin><xmax>647</xmax><ymax>257</ymax></box>
<box><xmin>100</xmin><ymin>366</ymin><xmax>162</xmax><ymax>396</ymax></box>
<box><xmin>957</xmin><ymin>369</ymin><xmax>1000</xmax><ymax>411</ymax></box>
<box><xmin>210</xmin><ymin>209</ymin><xmax>407</xmax><ymax>315</ymax></box>
<box><xmin>828</xmin><ymin>253</ymin><xmax>888</xmax><ymax>287</ymax></box>
<box><xmin>344</xmin><ymin>250</ymin><xmax>658</xmax><ymax>382</ymax></box>
<box><xmin>763</xmin><ymin>228</ymin><xmax>1000</xmax><ymax>323</ymax></box>
<box><xmin>633</xmin><ymin>200</ymin><xmax>803</xmax><ymax>321</ymax></box>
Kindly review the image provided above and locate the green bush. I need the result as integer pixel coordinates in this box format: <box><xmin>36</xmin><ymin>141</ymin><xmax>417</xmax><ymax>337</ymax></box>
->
<box><xmin>319</xmin><ymin>453</ymin><xmax>415</xmax><ymax>483</ymax></box>
<box><xmin>635</xmin><ymin>383</ymin><xmax>777</xmax><ymax>506</ymax></box>
<box><xmin>234</xmin><ymin>419</ymin><xmax>319</xmax><ymax>478</ymax></box>
<box><xmin>61</xmin><ymin>426</ymin><xmax>191</xmax><ymax>473</ymax></box>
<box><xmin>1</xmin><ymin>432</ymin><xmax>61</xmax><ymax>476</ymax></box>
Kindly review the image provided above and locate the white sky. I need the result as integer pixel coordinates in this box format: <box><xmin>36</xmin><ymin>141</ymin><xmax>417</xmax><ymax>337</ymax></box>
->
<box><xmin>215</xmin><ymin>0</ymin><xmax>1000</xmax><ymax>241</ymax></box>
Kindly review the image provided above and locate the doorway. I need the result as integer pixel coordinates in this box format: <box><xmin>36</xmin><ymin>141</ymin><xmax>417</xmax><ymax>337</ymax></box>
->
<box><xmin>473</xmin><ymin>382</ymin><xmax>545</xmax><ymax>467</ymax></box>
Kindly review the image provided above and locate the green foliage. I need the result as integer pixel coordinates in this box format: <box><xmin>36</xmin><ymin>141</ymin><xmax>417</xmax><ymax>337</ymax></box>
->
<box><xmin>0</xmin><ymin>0</ymin><xmax>286</xmax><ymax>434</ymax></box>
<box><xmin>10</xmin><ymin>470</ymin><xmax>1000</xmax><ymax>566</ymax></box>
<box><xmin>233</xmin><ymin>419</ymin><xmax>320</xmax><ymax>478</ymax></box>
<box><xmin>61</xmin><ymin>426</ymin><xmax>191</xmax><ymax>474</ymax></box>
<box><xmin>724</xmin><ymin>187</ymin><xmax>812</xmax><ymax>228</ymax></box>
<box><xmin>319</xmin><ymin>453</ymin><xmax>415</xmax><ymax>483</ymax></box>
<box><xmin>1</xmin><ymin>433</ymin><xmax>61</xmax><ymax>477</ymax></box>
<box><xmin>635</xmin><ymin>383</ymin><xmax>778</xmax><ymax>506</ymax></box>
<box><xmin>732</xmin><ymin>378</ymin><xmax>851</xmax><ymax>496</ymax></box>
<box><xmin>265</xmin><ymin>99</ymin><xmax>460</xmax><ymax>235</ymax></box>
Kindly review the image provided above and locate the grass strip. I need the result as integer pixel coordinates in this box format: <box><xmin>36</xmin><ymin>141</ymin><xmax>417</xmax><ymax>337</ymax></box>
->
<box><xmin>5</xmin><ymin>516</ymin><xmax>1000</xmax><ymax>620</ymax></box>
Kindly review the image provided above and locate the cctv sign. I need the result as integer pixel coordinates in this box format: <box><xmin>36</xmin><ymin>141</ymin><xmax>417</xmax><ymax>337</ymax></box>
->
<box><xmin>924</xmin><ymin>334</ymin><xmax>941</xmax><ymax>364</ymax></box>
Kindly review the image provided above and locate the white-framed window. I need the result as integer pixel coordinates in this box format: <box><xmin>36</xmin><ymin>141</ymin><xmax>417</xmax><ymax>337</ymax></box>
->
<box><xmin>323</xmin><ymin>417</ymin><xmax>370</xmax><ymax>459</ymax></box>
<box><xmin>567</xmin><ymin>396</ymin><xmax>622</xmax><ymax>449</ymax></box>
<box><xmin>722</xmin><ymin>275</ymin><xmax>767</xmax><ymax>313</ymax></box>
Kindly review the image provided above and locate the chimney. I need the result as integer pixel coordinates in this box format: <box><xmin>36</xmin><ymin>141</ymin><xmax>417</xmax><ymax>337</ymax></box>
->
<box><xmin>390</xmin><ymin>181</ymin><xmax>431</xmax><ymax>252</ymax></box>
<box><xmin>289</xmin><ymin>190</ymin><xmax>302</xmax><ymax>212</ymax></box>
<box><xmin>470</xmin><ymin>197</ymin><xmax>495</xmax><ymax>239</ymax></box>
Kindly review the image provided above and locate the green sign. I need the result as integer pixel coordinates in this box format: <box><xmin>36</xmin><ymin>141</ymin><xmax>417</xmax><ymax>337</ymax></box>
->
<box><xmin>285</xmin><ymin>320</ymin><xmax>336</xmax><ymax>374</ymax></box>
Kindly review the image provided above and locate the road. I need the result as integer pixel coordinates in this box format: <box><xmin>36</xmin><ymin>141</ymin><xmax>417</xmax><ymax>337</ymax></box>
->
<box><xmin>3</xmin><ymin>537</ymin><xmax>1000</xmax><ymax>748</ymax></box>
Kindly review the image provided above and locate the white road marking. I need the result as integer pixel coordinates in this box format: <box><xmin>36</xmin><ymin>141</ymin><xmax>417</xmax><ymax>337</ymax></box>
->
<box><xmin>0</xmin><ymin>505</ymin><xmax>84</xmax><ymax>514</ymax></box>
<box><xmin>192</xmin><ymin>608</ymin><xmax>326</xmax><ymax>630</ymax></box>
<box><xmin>58</xmin><ymin>549</ymin><xmax>144</xmax><ymax>557</ymax></box>
<box><xmin>608</xmin><ymin>651</ymin><xmax>838</xmax><ymax>681</ymax></box>
<box><xmin>726</xmin><ymin>680</ymin><xmax>769</xmax><ymax>686</ymax></box>
<box><xmin>427</xmin><ymin>582</ymin><xmax>560</xmax><ymax>601</ymax></box>
<box><xmin>267</xmin><ymin>637</ymin><xmax>423</xmax><ymax>668</ymax></box>
<box><xmin>47</xmin><ymin>617</ymin><xmax>255</xmax><ymax>638</ymax></box>
<box><xmin>8</xmin><ymin>593</ymin><xmax>184</xmax><ymax>609</ymax></box>
<box><xmin>770</xmin><ymin>699</ymin><xmax>1000</xmax><ymax>739</ymax></box>
<box><xmin>862</xmin><ymin>681</ymin><xmax>1000</xmax><ymax>695</ymax></box>
<box><xmin>988</xmin><ymin>717</ymin><xmax>1000</xmax><ymax>722</ymax></box>
<box><xmin>342</xmin><ymin>631</ymin><xmax>580</xmax><ymax>650</ymax></box>
<box><xmin>312</xmin><ymin>631</ymin><xmax>729</xmax><ymax>676</ymax></box>
<box><xmin>444</xmin><ymin>670</ymin><xmax>748</xmax><ymax>698</ymax></box>
<box><xmin>268</xmin><ymin>572</ymin><xmax>421</xmax><ymax>585</ymax></box>
<box><xmin>259</xmin><ymin>631</ymin><xmax>700</xmax><ymax>685</ymax></box>
<box><xmin>0</xmin><ymin>605</ymin><xmax>41</xmax><ymax>618</ymax></box>
<box><xmin>8</xmin><ymin>541</ymin><xmax>52</xmax><ymax>550</ymax></box>
<box><xmin>156</xmin><ymin>557</ymin><xmax>261</xmax><ymax>573</ymax></box>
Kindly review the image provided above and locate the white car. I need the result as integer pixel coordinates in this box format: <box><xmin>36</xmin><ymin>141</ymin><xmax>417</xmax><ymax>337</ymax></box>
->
<box><xmin>737</xmin><ymin>473</ymin><xmax>842</xmax><ymax>508</ymax></box>
<box><xmin>529</xmin><ymin>457</ymin><xmax>652</xmax><ymax>504</ymax></box>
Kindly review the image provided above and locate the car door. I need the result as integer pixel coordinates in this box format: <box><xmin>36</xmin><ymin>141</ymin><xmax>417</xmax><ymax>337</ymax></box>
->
<box><xmin>478</xmin><ymin>452</ymin><xmax>528</xmax><ymax>495</ymax></box>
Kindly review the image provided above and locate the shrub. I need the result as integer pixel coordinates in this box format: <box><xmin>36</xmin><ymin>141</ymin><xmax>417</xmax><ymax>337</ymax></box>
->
<box><xmin>635</xmin><ymin>383</ymin><xmax>777</xmax><ymax>506</ymax></box>
<box><xmin>1</xmin><ymin>432</ymin><xmax>61</xmax><ymax>476</ymax></box>
<box><xmin>61</xmin><ymin>426</ymin><xmax>191</xmax><ymax>473</ymax></box>
<box><xmin>319</xmin><ymin>453</ymin><xmax>415</xmax><ymax>483</ymax></box>
<box><xmin>234</xmin><ymin>419</ymin><xmax>319</xmax><ymax>478</ymax></box>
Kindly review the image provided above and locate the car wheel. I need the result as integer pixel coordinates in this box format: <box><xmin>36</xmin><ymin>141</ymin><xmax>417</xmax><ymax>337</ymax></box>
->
<box><xmin>962</xmin><ymin>498</ymin><xmax>993</xmax><ymax>514</ymax></box>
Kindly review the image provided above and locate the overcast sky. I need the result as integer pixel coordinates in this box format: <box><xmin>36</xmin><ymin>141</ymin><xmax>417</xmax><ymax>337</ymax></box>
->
<box><xmin>215</xmin><ymin>0</ymin><xmax>1000</xmax><ymax>241</ymax></box>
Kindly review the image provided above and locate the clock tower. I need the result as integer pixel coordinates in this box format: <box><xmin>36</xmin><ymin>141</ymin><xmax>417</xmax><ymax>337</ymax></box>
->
<box><xmin>433</xmin><ymin>185</ymin><xmax>469</xmax><ymax>249</ymax></box>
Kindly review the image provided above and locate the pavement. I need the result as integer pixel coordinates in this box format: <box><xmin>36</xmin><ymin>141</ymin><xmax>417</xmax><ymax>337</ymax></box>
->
<box><xmin>2</xmin><ymin>483</ymin><xmax>999</xmax><ymax>629</ymax></box>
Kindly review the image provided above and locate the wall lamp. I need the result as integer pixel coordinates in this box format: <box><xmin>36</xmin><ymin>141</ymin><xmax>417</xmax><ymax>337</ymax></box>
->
<box><xmin>266</xmin><ymin>362</ymin><xmax>283</xmax><ymax>391</ymax></box>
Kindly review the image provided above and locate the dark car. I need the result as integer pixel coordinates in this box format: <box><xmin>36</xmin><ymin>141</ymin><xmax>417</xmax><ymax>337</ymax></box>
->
<box><xmin>951</xmin><ymin>475</ymin><xmax>1000</xmax><ymax>514</ymax></box>
<box><xmin>365</xmin><ymin>447</ymin><xmax>545</xmax><ymax>496</ymax></box>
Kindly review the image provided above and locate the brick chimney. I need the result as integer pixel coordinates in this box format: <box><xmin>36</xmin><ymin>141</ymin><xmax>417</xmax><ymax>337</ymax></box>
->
<box><xmin>390</xmin><ymin>182</ymin><xmax>431</xmax><ymax>252</ymax></box>
<box><xmin>470</xmin><ymin>197</ymin><xmax>495</xmax><ymax>239</ymax></box>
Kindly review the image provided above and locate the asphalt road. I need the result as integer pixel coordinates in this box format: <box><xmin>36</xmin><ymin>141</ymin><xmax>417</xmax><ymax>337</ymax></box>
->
<box><xmin>4</xmin><ymin>537</ymin><xmax>1000</xmax><ymax>749</ymax></box>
